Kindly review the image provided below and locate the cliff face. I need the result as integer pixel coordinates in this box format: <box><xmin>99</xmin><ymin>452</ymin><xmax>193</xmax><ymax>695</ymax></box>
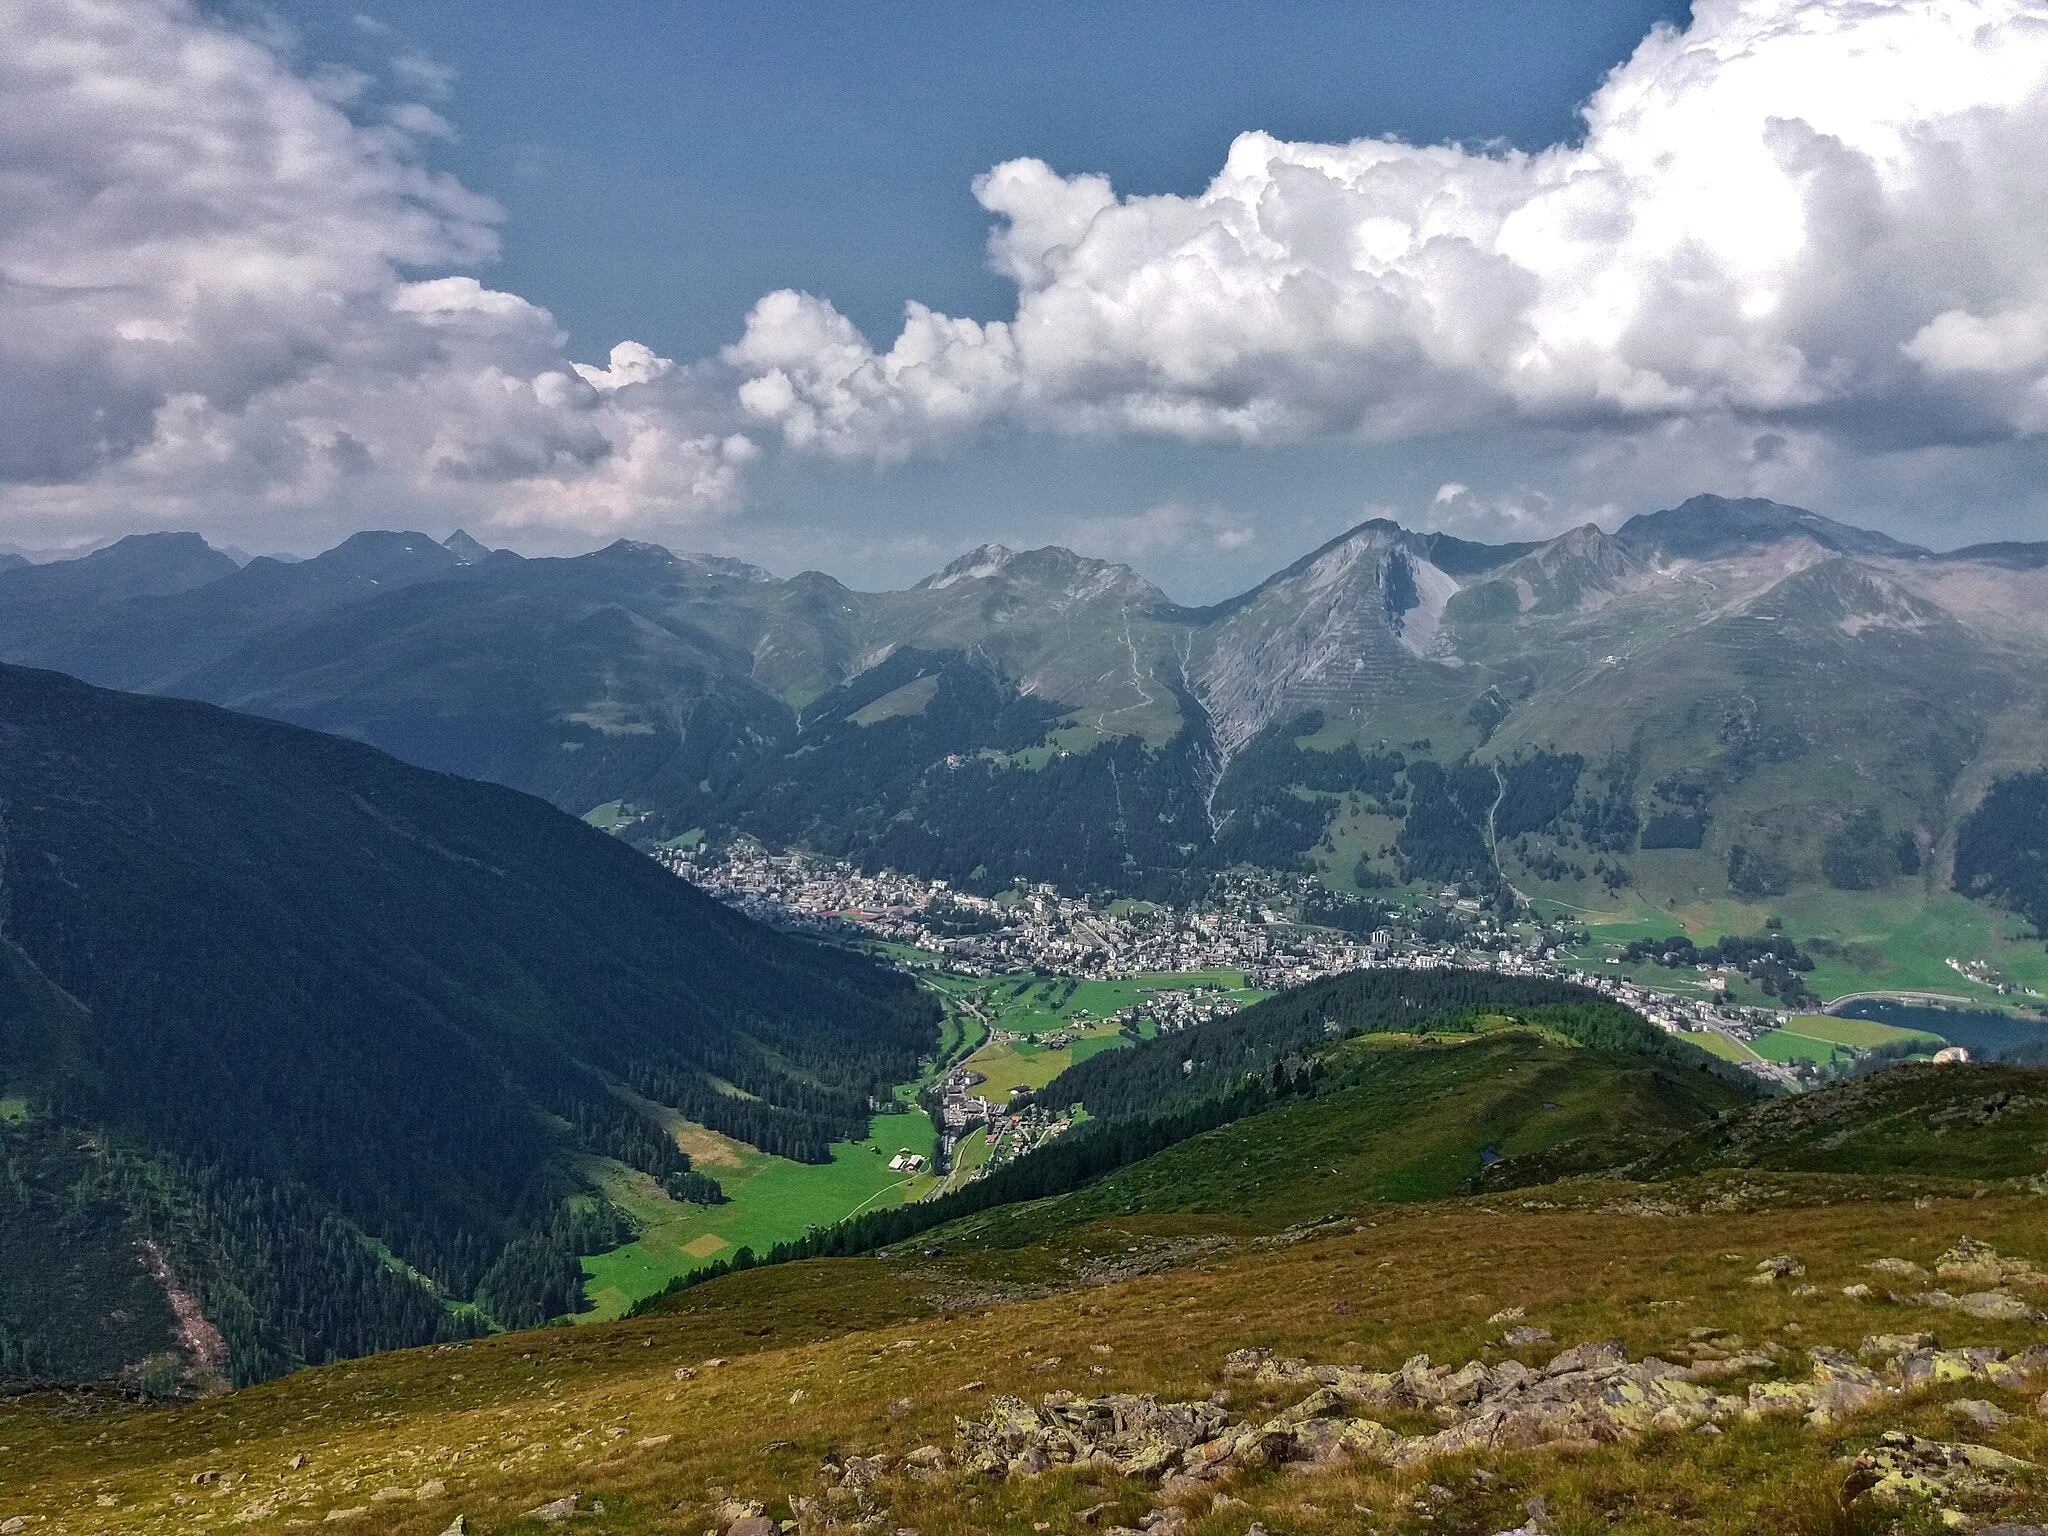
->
<box><xmin>1189</xmin><ymin>523</ymin><xmax>1457</xmax><ymax>757</ymax></box>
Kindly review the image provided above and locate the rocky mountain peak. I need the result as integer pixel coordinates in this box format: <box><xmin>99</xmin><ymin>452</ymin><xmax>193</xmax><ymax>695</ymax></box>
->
<box><xmin>1617</xmin><ymin>495</ymin><xmax>1927</xmax><ymax>562</ymax></box>
<box><xmin>913</xmin><ymin>543</ymin><xmax>1168</xmax><ymax>610</ymax></box>
<box><xmin>918</xmin><ymin>544</ymin><xmax>1018</xmax><ymax>589</ymax></box>
<box><xmin>442</xmin><ymin>529</ymin><xmax>495</xmax><ymax>564</ymax></box>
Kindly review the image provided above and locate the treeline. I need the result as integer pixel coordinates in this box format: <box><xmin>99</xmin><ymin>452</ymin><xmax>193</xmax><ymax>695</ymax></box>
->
<box><xmin>1954</xmin><ymin>770</ymin><xmax>2048</xmax><ymax>936</ymax></box>
<box><xmin>1620</xmin><ymin>932</ymin><xmax>1818</xmax><ymax>1005</ymax></box>
<box><xmin>1494</xmin><ymin>750</ymin><xmax>1584</xmax><ymax>839</ymax></box>
<box><xmin>1210</xmin><ymin>713</ymin><xmax>1403</xmax><ymax>871</ymax></box>
<box><xmin>476</xmin><ymin>1200</ymin><xmax>635</xmax><ymax>1330</ymax></box>
<box><xmin>1394</xmin><ymin>759</ymin><xmax>1497</xmax><ymax>882</ymax></box>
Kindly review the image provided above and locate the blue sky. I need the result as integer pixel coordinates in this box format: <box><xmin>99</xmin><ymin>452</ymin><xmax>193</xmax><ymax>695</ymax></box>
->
<box><xmin>307</xmin><ymin>2</ymin><xmax>1689</xmax><ymax>363</ymax></box>
<box><xmin>7</xmin><ymin>0</ymin><xmax>2048</xmax><ymax>598</ymax></box>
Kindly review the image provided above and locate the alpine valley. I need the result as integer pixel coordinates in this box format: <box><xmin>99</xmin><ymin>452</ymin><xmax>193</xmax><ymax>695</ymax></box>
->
<box><xmin>10</xmin><ymin>498</ymin><xmax>2048</xmax><ymax>1536</ymax></box>
<box><xmin>8</xmin><ymin>495</ymin><xmax>2048</xmax><ymax>941</ymax></box>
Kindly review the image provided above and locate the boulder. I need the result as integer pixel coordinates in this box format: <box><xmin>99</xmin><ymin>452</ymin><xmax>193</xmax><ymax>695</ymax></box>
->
<box><xmin>1948</xmin><ymin>1398</ymin><xmax>2013</xmax><ymax>1430</ymax></box>
<box><xmin>1542</xmin><ymin>1341</ymin><xmax>1627</xmax><ymax>1377</ymax></box>
<box><xmin>1936</xmin><ymin>1237</ymin><xmax>2042</xmax><ymax>1288</ymax></box>
<box><xmin>1799</xmin><ymin>1349</ymin><xmax>1893</xmax><ymax>1423</ymax></box>
<box><xmin>1860</xmin><ymin>1332</ymin><xmax>1938</xmax><ymax>1358</ymax></box>
<box><xmin>1846</xmin><ymin>1431</ymin><xmax>2037</xmax><ymax>1505</ymax></box>
<box><xmin>955</xmin><ymin>1393</ymin><xmax>1233</xmax><ymax>1481</ymax></box>
<box><xmin>1895</xmin><ymin>1347</ymin><xmax>2026</xmax><ymax>1391</ymax></box>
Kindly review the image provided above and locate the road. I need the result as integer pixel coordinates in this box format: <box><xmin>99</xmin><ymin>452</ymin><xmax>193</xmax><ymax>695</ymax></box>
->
<box><xmin>1822</xmin><ymin>989</ymin><xmax>1988</xmax><ymax>1014</ymax></box>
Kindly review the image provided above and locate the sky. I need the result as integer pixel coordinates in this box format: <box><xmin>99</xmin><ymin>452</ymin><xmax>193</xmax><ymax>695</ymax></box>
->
<box><xmin>6</xmin><ymin>0</ymin><xmax>2048</xmax><ymax>601</ymax></box>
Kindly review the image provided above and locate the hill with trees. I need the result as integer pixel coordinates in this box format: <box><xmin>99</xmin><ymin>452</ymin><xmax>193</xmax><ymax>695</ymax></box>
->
<box><xmin>0</xmin><ymin>664</ymin><xmax>936</xmax><ymax>1387</ymax></box>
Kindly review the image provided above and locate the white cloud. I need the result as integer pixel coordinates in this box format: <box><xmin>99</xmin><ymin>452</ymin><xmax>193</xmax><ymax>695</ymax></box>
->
<box><xmin>1062</xmin><ymin>501</ymin><xmax>1256</xmax><ymax>560</ymax></box>
<box><xmin>728</xmin><ymin>0</ymin><xmax>2048</xmax><ymax>463</ymax></box>
<box><xmin>1424</xmin><ymin>483</ymin><xmax>1564</xmax><ymax>541</ymax></box>
<box><xmin>0</xmin><ymin>0</ymin><xmax>749</xmax><ymax>547</ymax></box>
<box><xmin>390</xmin><ymin>50</ymin><xmax>455</xmax><ymax>100</ymax></box>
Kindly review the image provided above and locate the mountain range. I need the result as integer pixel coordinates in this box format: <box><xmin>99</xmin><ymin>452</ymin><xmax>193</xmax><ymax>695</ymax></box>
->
<box><xmin>5</xmin><ymin>495</ymin><xmax>2048</xmax><ymax>928</ymax></box>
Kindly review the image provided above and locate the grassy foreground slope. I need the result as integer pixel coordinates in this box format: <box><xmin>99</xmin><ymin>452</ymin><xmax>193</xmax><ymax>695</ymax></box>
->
<box><xmin>5</xmin><ymin>1054</ymin><xmax>2048</xmax><ymax>1534</ymax></box>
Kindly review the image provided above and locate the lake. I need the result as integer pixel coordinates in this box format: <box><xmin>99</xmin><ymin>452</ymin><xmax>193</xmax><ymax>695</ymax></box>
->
<box><xmin>1834</xmin><ymin>1000</ymin><xmax>2048</xmax><ymax>1061</ymax></box>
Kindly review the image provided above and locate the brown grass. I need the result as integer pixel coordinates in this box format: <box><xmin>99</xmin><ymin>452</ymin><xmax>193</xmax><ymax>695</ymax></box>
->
<box><xmin>4</xmin><ymin>1180</ymin><xmax>2045</xmax><ymax>1534</ymax></box>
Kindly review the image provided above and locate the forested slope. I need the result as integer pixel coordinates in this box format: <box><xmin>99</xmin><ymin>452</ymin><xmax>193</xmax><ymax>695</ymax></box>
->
<box><xmin>0</xmin><ymin>664</ymin><xmax>936</xmax><ymax>1386</ymax></box>
<box><xmin>1044</xmin><ymin>967</ymin><xmax>1741</xmax><ymax>1122</ymax></box>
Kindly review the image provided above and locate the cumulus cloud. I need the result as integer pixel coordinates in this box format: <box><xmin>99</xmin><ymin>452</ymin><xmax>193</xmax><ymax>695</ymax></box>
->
<box><xmin>0</xmin><ymin>0</ymin><xmax>749</xmax><ymax>546</ymax></box>
<box><xmin>727</xmin><ymin>0</ymin><xmax>2048</xmax><ymax>465</ymax></box>
<box><xmin>1063</xmin><ymin>500</ymin><xmax>1257</xmax><ymax>560</ymax></box>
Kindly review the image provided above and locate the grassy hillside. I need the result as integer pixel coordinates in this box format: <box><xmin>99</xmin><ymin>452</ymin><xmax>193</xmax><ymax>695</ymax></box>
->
<box><xmin>0</xmin><ymin>664</ymin><xmax>936</xmax><ymax>1386</ymax></box>
<box><xmin>922</xmin><ymin>1029</ymin><xmax>1750</xmax><ymax>1252</ymax></box>
<box><xmin>6</xmin><ymin>1054</ymin><xmax>2048</xmax><ymax>1535</ymax></box>
<box><xmin>1634</xmin><ymin>1061</ymin><xmax>2048</xmax><ymax>1181</ymax></box>
<box><xmin>1046</xmin><ymin>966</ymin><xmax>1743</xmax><ymax>1124</ymax></box>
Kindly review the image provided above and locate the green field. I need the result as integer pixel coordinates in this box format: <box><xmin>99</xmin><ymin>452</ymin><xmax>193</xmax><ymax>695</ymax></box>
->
<box><xmin>1565</xmin><ymin>887</ymin><xmax>2048</xmax><ymax>1007</ymax></box>
<box><xmin>1747</xmin><ymin>1012</ymin><xmax>1941</xmax><ymax>1067</ymax></box>
<box><xmin>577</xmin><ymin>1104</ymin><xmax>941</xmax><ymax>1322</ymax></box>
<box><xmin>575</xmin><ymin>967</ymin><xmax>1268</xmax><ymax>1318</ymax></box>
<box><xmin>962</xmin><ymin>1020</ymin><xmax>1132</xmax><ymax>1096</ymax></box>
<box><xmin>1677</xmin><ymin>1028</ymin><xmax>1759</xmax><ymax>1064</ymax></box>
<box><xmin>935</xmin><ymin>1125</ymin><xmax>993</xmax><ymax>1195</ymax></box>
<box><xmin>1780</xmin><ymin>1013</ymin><xmax>1944</xmax><ymax>1049</ymax></box>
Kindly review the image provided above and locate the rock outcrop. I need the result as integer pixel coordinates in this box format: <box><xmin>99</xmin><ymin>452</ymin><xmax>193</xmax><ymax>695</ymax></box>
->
<box><xmin>950</xmin><ymin>1335</ymin><xmax>2048</xmax><ymax>1491</ymax></box>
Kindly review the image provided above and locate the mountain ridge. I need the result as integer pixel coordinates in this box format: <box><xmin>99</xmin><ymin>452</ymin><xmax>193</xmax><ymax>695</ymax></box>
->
<box><xmin>6</xmin><ymin>497</ymin><xmax>2048</xmax><ymax>923</ymax></box>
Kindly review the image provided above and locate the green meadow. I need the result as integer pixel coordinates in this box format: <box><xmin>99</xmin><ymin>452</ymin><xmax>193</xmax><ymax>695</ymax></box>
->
<box><xmin>577</xmin><ymin>1104</ymin><xmax>941</xmax><ymax>1322</ymax></box>
<box><xmin>1564</xmin><ymin>886</ymin><xmax>2048</xmax><ymax>1008</ymax></box>
<box><xmin>573</xmin><ymin>967</ymin><xmax>1269</xmax><ymax>1320</ymax></box>
<box><xmin>1748</xmin><ymin>1011</ymin><xmax>1943</xmax><ymax>1067</ymax></box>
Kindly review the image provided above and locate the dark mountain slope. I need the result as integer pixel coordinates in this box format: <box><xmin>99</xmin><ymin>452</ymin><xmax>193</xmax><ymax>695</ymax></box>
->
<box><xmin>0</xmin><ymin>664</ymin><xmax>936</xmax><ymax>1385</ymax></box>
<box><xmin>1954</xmin><ymin>769</ymin><xmax>2048</xmax><ymax>940</ymax></box>
<box><xmin>0</xmin><ymin>534</ymin><xmax>236</xmax><ymax>657</ymax></box>
<box><xmin>0</xmin><ymin>531</ymin><xmax>475</xmax><ymax>692</ymax></box>
<box><xmin>177</xmin><ymin>543</ymin><xmax>793</xmax><ymax>814</ymax></box>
